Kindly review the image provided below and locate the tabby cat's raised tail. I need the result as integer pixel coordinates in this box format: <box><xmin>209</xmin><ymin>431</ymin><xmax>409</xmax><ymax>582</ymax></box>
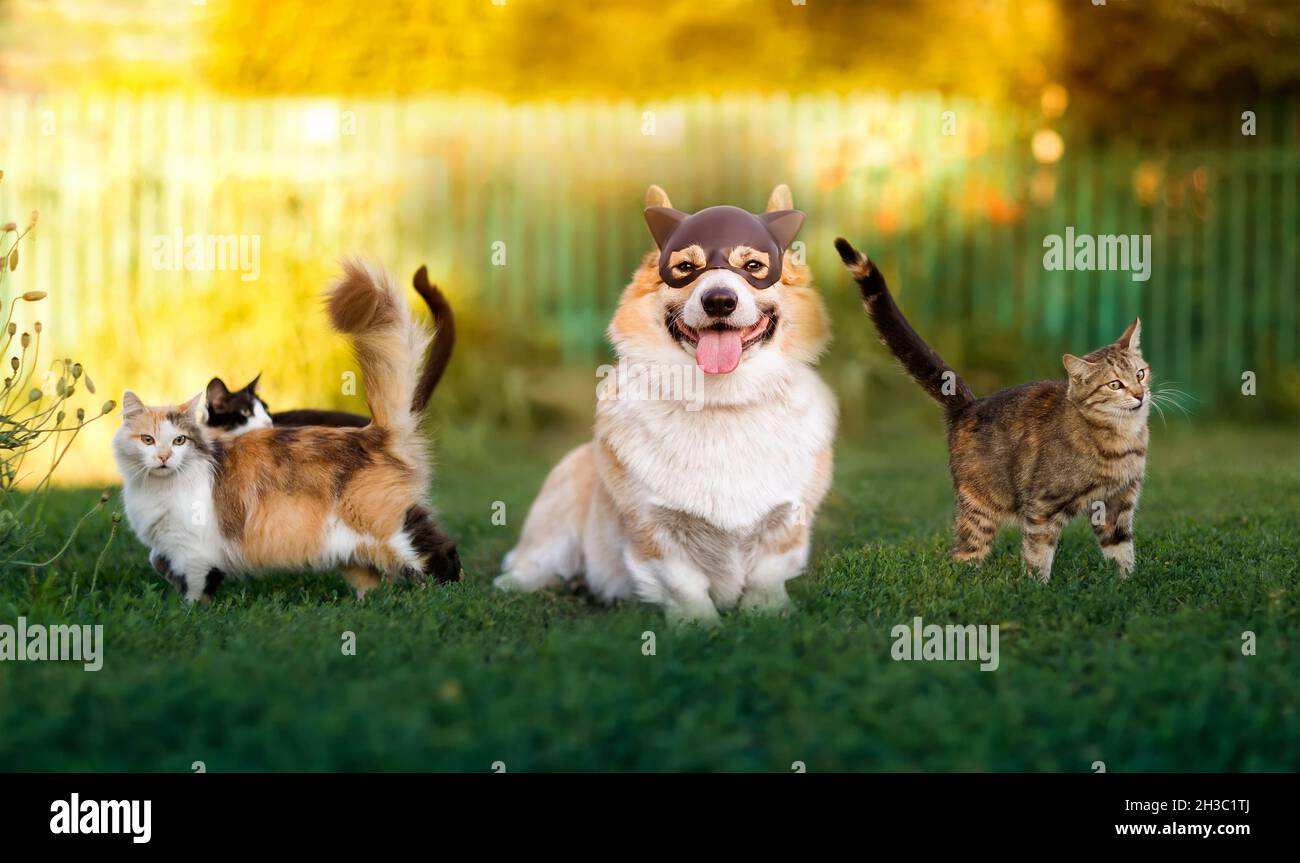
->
<box><xmin>834</xmin><ymin>237</ymin><xmax>974</xmax><ymax>417</ymax></box>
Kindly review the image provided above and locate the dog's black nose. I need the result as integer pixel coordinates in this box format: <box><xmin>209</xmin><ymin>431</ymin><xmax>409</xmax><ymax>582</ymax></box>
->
<box><xmin>701</xmin><ymin>287</ymin><xmax>737</xmax><ymax>317</ymax></box>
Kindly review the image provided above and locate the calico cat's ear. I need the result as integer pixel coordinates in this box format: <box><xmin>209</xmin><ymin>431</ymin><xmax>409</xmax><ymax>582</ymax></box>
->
<box><xmin>206</xmin><ymin>377</ymin><xmax>231</xmax><ymax>408</ymax></box>
<box><xmin>644</xmin><ymin>206</ymin><xmax>687</xmax><ymax>250</ymax></box>
<box><xmin>244</xmin><ymin>372</ymin><xmax>262</xmax><ymax>395</ymax></box>
<box><xmin>1117</xmin><ymin>318</ymin><xmax>1141</xmax><ymax>351</ymax></box>
<box><xmin>121</xmin><ymin>390</ymin><xmax>144</xmax><ymax>419</ymax></box>
<box><xmin>179</xmin><ymin>392</ymin><xmax>206</xmax><ymax>422</ymax></box>
<box><xmin>1062</xmin><ymin>354</ymin><xmax>1095</xmax><ymax>379</ymax></box>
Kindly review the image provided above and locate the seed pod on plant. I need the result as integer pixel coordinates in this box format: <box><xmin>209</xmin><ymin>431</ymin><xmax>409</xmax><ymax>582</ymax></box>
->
<box><xmin>6</xmin><ymin>322</ymin><xmax>14</xmax><ymax>335</ymax></box>
<box><xmin>21</xmin><ymin>332</ymin><xmax>30</xmax><ymax>348</ymax></box>
<box><xmin>102</xmin><ymin>400</ymin><xmax>116</xmax><ymax>414</ymax></box>
<box><xmin>27</xmin><ymin>388</ymin><xmax>40</xmax><ymax>402</ymax></box>
<box><xmin>111</xmin><ymin>512</ymin><xmax>122</xmax><ymax>525</ymax></box>
<box><xmin>2</xmin><ymin>222</ymin><xmax>15</xmax><ymax>232</ymax></box>
<box><xmin>84</xmin><ymin>373</ymin><xmax>95</xmax><ymax>394</ymax></box>
<box><xmin>99</xmin><ymin>491</ymin><xmax>110</xmax><ymax>503</ymax></box>
<box><xmin>71</xmin><ymin>363</ymin><xmax>82</xmax><ymax>379</ymax></box>
<box><xmin>77</xmin><ymin>407</ymin><xmax>86</xmax><ymax>422</ymax></box>
<box><xmin>34</xmin><ymin>322</ymin><xmax>41</xmax><ymax>333</ymax></box>
<box><xmin>57</xmin><ymin>410</ymin><xmax>65</xmax><ymax>424</ymax></box>
<box><xmin>9</xmin><ymin>357</ymin><xmax>18</xmax><ymax>371</ymax></box>
<box><xmin>21</xmin><ymin>290</ymin><xmax>45</xmax><ymax>301</ymax></box>
<box><xmin>8</xmin><ymin>248</ymin><xmax>17</xmax><ymax>272</ymax></box>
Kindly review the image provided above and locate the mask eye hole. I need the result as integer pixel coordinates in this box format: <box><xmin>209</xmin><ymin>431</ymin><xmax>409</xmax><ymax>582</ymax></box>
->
<box><xmin>1136</xmin><ymin>369</ymin><xmax>1146</xmax><ymax>381</ymax></box>
<box><xmin>139</xmin><ymin>434</ymin><xmax>155</xmax><ymax>446</ymax></box>
<box><xmin>1108</xmin><ymin>380</ymin><xmax>1123</xmax><ymax>390</ymax></box>
<box><xmin>173</xmin><ymin>435</ymin><xmax>188</xmax><ymax>446</ymax></box>
<box><xmin>745</xmin><ymin>260</ymin><xmax>762</xmax><ymax>271</ymax></box>
<box><xmin>674</xmin><ymin>262</ymin><xmax>695</xmax><ymax>275</ymax></box>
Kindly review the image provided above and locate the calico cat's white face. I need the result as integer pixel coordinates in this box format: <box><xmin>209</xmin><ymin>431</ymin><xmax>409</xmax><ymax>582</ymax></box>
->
<box><xmin>112</xmin><ymin>391</ymin><xmax>208</xmax><ymax>480</ymax></box>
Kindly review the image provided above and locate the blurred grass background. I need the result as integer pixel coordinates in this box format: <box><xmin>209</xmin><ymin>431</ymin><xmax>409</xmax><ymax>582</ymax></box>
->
<box><xmin>0</xmin><ymin>0</ymin><xmax>1297</xmax><ymax>485</ymax></box>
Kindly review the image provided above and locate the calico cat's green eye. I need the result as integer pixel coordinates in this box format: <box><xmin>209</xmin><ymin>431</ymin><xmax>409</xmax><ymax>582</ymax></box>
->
<box><xmin>139</xmin><ymin>434</ymin><xmax>154</xmax><ymax>446</ymax></box>
<box><xmin>173</xmin><ymin>435</ymin><xmax>188</xmax><ymax>446</ymax></box>
<box><xmin>1108</xmin><ymin>380</ymin><xmax>1123</xmax><ymax>390</ymax></box>
<box><xmin>241</xmin><ymin>408</ymin><xmax>252</xmax><ymax>417</ymax></box>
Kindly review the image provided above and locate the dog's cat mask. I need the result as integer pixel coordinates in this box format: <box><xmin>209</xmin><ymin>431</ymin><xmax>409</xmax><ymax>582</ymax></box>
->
<box><xmin>644</xmin><ymin>203</ymin><xmax>804</xmax><ymax>289</ymax></box>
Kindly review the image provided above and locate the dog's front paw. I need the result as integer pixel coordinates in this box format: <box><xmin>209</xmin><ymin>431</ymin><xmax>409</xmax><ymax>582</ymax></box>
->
<box><xmin>739</xmin><ymin>588</ymin><xmax>793</xmax><ymax>617</ymax></box>
<box><xmin>665</xmin><ymin>602</ymin><xmax>721</xmax><ymax>630</ymax></box>
<box><xmin>493</xmin><ymin>572</ymin><xmax>531</xmax><ymax>592</ymax></box>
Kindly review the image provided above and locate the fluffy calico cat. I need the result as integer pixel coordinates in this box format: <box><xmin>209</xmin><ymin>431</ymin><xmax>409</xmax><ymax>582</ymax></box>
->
<box><xmin>205</xmin><ymin>265</ymin><xmax>455</xmax><ymax>436</ymax></box>
<box><xmin>835</xmin><ymin>238</ymin><xmax>1149</xmax><ymax>582</ymax></box>
<box><xmin>113</xmin><ymin>261</ymin><xmax>461</xmax><ymax>602</ymax></box>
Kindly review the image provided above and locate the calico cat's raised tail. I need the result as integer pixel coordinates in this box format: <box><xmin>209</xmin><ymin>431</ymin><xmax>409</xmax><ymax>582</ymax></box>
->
<box><xmin>205</xmin><ymin>265</ymin><xmax>456</xmax><ymax>435</ymax></box>
<box><xmin>835</xmin><ymin>237</ymin><xmax>1151</xmax><ymax>584</ymax></box>
<box><xmin>115</xmin><ymin>260</ymin><xmax>461</xmax><ymax>603</ymax></box>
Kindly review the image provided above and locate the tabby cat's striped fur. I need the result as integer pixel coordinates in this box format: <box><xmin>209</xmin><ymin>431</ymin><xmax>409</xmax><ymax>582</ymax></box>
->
<box><xmin>835</xmin><ymin>238</ymin><xmax>1149</xmax><ymax>582</ymax></box>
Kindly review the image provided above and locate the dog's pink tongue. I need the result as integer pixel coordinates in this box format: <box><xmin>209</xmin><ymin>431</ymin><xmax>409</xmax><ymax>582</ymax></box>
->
<box><xmin>695</xmin><ymin>329</ymin><xmax>743</xmax><ymax>374</ymax></box>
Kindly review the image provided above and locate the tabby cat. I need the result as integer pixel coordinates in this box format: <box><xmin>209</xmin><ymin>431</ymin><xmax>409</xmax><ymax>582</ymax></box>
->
<box><xmin>835</xmin><ymin>237</ymin><xmax>1149</xmax><ymax>582</ymax></box>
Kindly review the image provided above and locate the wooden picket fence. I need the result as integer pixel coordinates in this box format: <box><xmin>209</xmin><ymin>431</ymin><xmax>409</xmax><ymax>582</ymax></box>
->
<box><xmin>1</xmin><ymin>92</ymin><xmax>1297</xmax><ymax>414</ymax></box>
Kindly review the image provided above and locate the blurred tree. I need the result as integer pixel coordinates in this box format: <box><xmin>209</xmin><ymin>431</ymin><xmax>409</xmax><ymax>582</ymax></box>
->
<box><xmin>1055</xmin><ymin>0</ymin><xmax>1300</xmax><ymax>142</ymax></box>
<box><xmin>204</xmin><ymin>0</ymin><xmax>1059</xmax><ymax>104</ymax></box>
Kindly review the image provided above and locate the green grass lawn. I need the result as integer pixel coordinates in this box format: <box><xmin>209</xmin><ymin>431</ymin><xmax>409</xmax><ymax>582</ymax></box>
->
<box><xmin>1</xmin><ymin>416</ymin><xmax>1297</xmax><ymax>771</ymax></box>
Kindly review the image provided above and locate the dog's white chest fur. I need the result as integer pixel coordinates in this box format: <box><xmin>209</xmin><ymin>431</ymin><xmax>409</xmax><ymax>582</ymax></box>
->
<box><xmin>598</xmin><ymin>366</ymin><xmax>835</xmax><ymax>532</ymax></box>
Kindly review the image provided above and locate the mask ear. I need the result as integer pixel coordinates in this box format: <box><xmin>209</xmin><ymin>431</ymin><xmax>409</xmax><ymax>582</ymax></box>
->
<box><xmin>245</xmin><ymin>372</ymin><xmax>262</xmax><ymax>395</ymax></box>
<box><xmin>645</xmin><ymin>184</ymin><xmax>672</xmax><ymax>209</ymax></box>
<box><xmin>644</xmin><ymin>206</ymin><xmax>687</xmax><ymax>250</ymax></box>
<box><xmin>765</xmin><ymin>183</ymin><xmax>793</xmax><ymax>212</ymax></box>
<box><xmin>1063</xmin><ymin>354</ymin><xmax>1094</xmax><ymax>379</ymax></box>
<box><xmin>206</xmin><ymin>377</ymin><xmax>231</xmax><ymax>408</ymax></box>
<box><xmin>1118</xmin><ymin>318</ymin><xmax>1141</xmax><ymax>351</ymax></box>
<box><xmin>760</xmin><ymin>209</ymin><xmax>805</xmax><ymax>251</ymax></box>
<box><xmin>122</xmin><ymin>390</ymin><xmax>144</xmax><ymax>419</ymax></box>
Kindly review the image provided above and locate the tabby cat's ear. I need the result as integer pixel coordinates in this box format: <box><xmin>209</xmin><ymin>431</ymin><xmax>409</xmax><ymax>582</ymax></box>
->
<box><xmin>1062</xmin><ymin>354</ymin><xmax>1095</xmax><ymax>379</ymax></box>
<box><xmin>121</xmin><ymin>390</ymin><xmax>144</xmax><ymax>419</ymax></box>
<box><xmin>1117</xmin><ymin>318</ymin><xmax>1141</xmax><ymax>351</ymax></box>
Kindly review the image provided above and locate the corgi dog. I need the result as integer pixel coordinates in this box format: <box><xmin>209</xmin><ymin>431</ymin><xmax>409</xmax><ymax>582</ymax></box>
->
<box><xmin>497</xmin><ymin>185</ymin><xmax>836</xmax><ymax>623</ymax></box>
<box><xmin>113</xmin><ymin>261</ymin><xmax>461</xmax><ymax>602</ymax></box>
<box><xmin>204</xmin><ymin>266</ymin><xmax>455</xmax><ymax>437</ymax></box>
